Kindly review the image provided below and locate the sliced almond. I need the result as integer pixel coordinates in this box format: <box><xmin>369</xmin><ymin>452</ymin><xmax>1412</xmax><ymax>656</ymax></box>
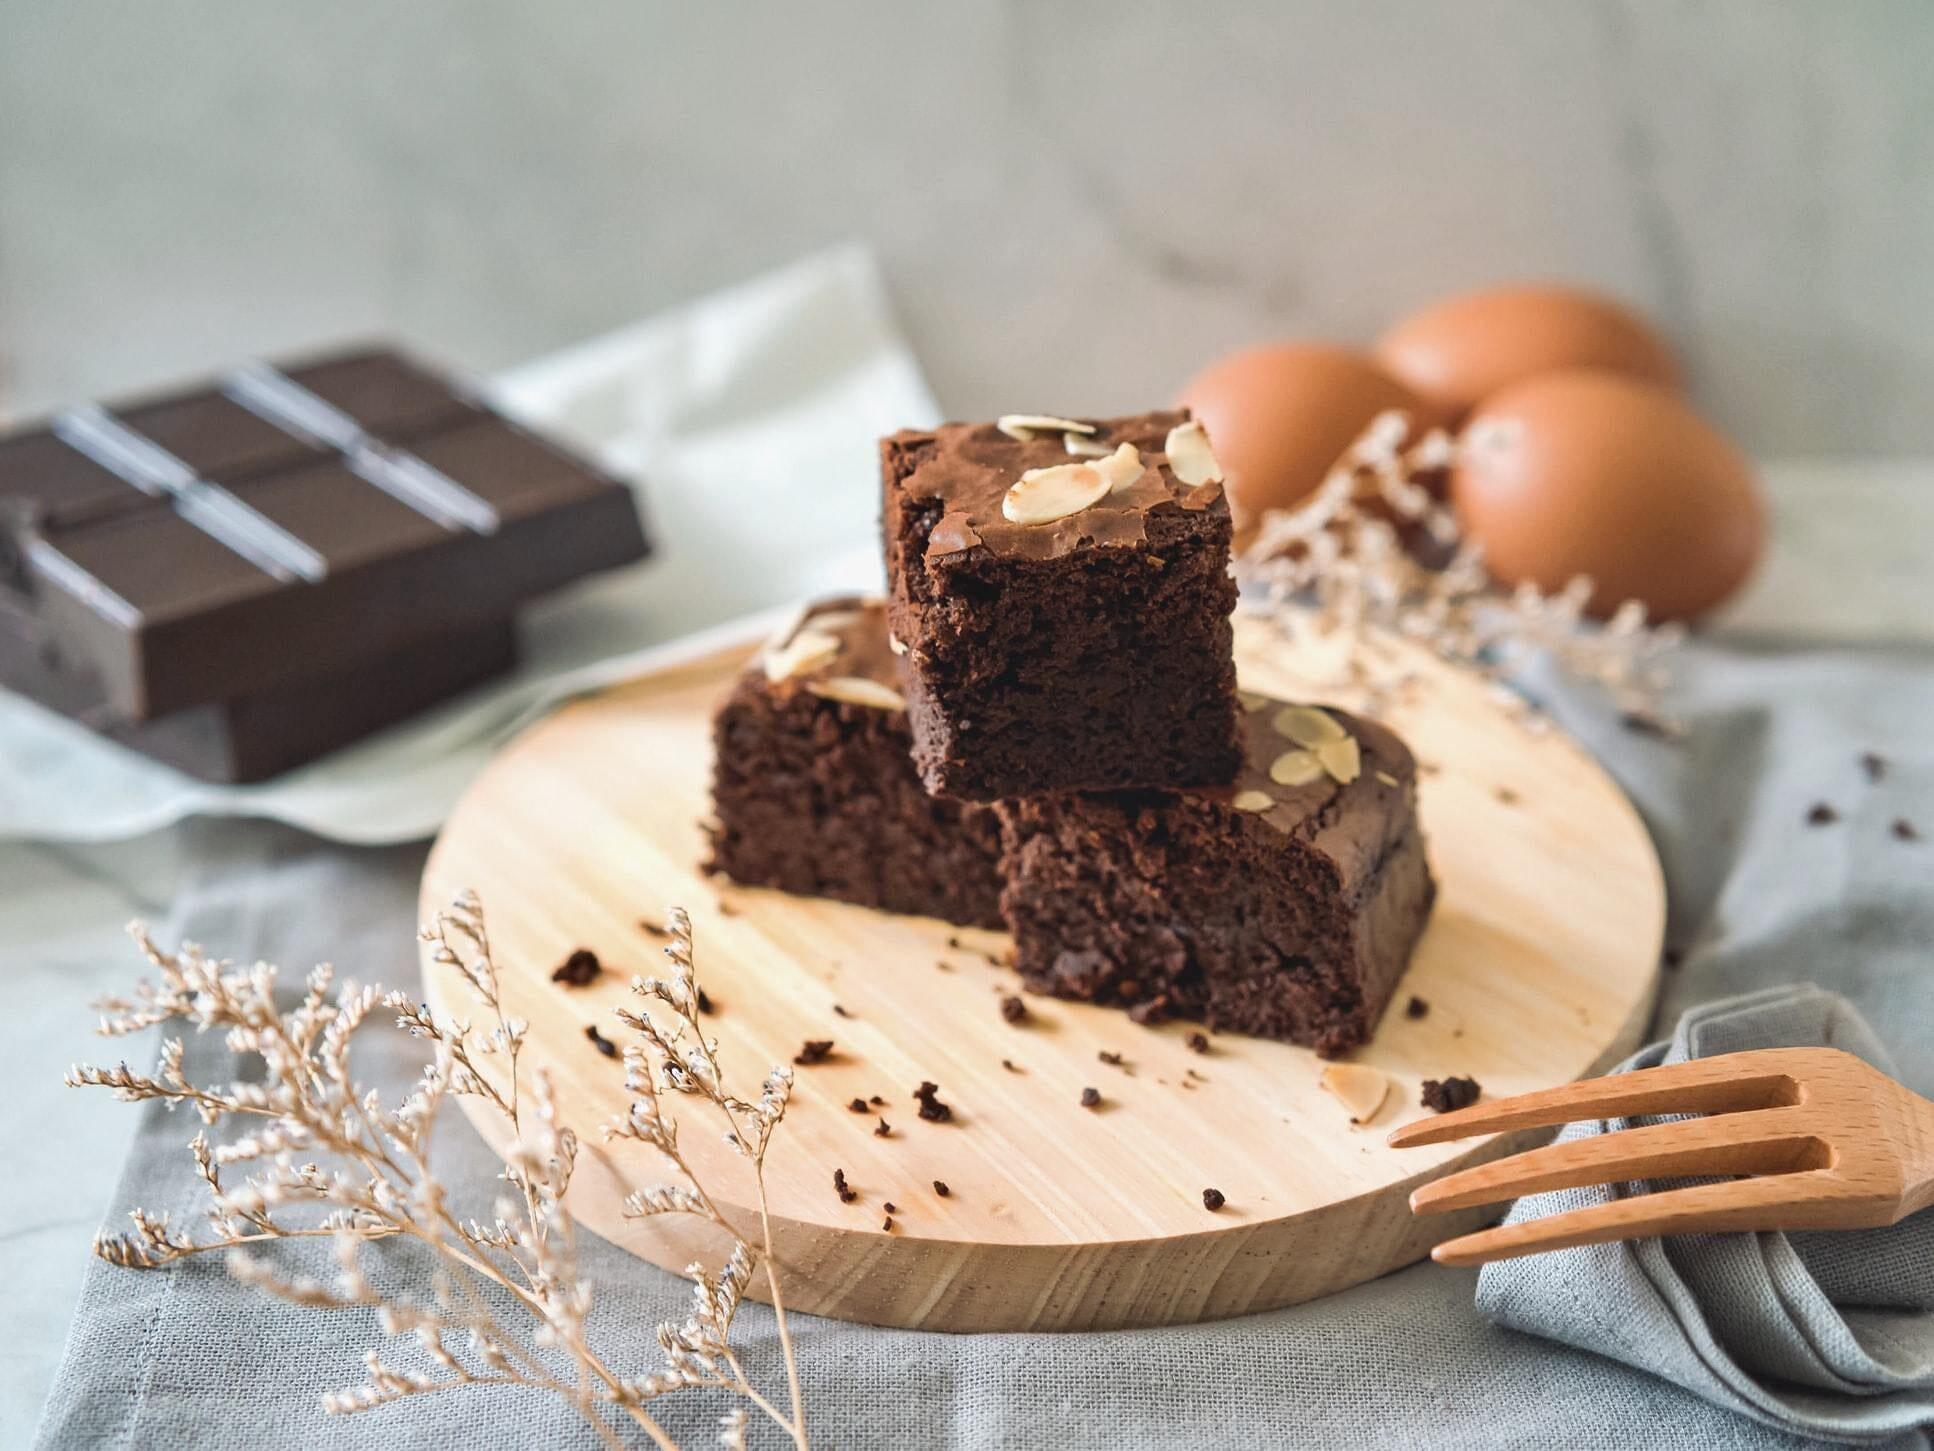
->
<box><xmin>1375</xmin><ymin>770</ymin><xmax>1400</xmax><ymax>787</ymax></box>
<box><xmin>808</xmin><ymin>676</ymin><xmax>906</xmax><ymax>711</ymax></box>
<box><xmin>1092</xmin><ymin>442</ymin><xmax>1145</xmax><ymax>494</ymax></box>
<box><xmin>763</xmin><ymin>628</ymin><xmax>841</xmax><ymax>683</ymax></box>
<box><xmin>1268</xmin><ymin>749</ymin><xmax>1326</xmax><ymax>787</ymax></box>
<box><xmin>1272</xmin><ymin>705</ymin><xmax>1346</xmax><ymax>747</ymax></box>
<box><xmin>1064</xmin><ymin>432</ymin><xmax>1112</xmax><ymax>458</ymax></box>
<box><xmin>1238</xmin><ymin>691</ymin><xmax>1273</xmax><ymax>712</ymax></box>
<box><xmin>887</xmin><ymin>631</ymin><xmax>908</xmax><ymax>657</ymax></box>
<box><xmin>1001</xmin><ymin>462</ymin><xmax>1110</xmax><ymax>525</ymax></box>
<box><xmin>1164</xmin><ymin>419</ymin><xmax>1224</xmax><ymax>487</ymax></box>
<box><xmin>1319</xmin><ymin>1062</ymin><xmax>1389</xmax><ymax>1125</ymax></box>
<box><xmin>997</xmin><ymin>414</ymin><xmax>1098</xmax><ymax>442</ymax></box>
<box><xmin>1231</xmin><ymin>789</ymin><xmax>1275</xmax><ymax>813</ymax></box>
<box><xmin>1316</xmin><ymin>736</ymin><xmax>1361</xmax><ymax>785</ymax></box>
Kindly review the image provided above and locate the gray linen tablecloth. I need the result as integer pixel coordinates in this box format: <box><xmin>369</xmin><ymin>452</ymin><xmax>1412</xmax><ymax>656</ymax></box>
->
<box><xmin>32</xmin><ymin>637</ymin><xmax>1934</xmax><ymax>1450</ymax></box>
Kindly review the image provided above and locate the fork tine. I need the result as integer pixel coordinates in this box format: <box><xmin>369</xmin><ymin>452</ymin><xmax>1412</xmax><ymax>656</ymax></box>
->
<box><xmin>1429</xmin><ymin>1169</ymin><xmax>1853</xmax><ymax>1267</ymax></box>
<box><xmin>1409</xmin><ymin>1110</ymin><xmax>1822</xmax><ymax>1214</ymax></box>
<box><xmin>1387</xmin><ymin>1055</ymin><xmax>1803</xmax><ymax>1149</ymax></box>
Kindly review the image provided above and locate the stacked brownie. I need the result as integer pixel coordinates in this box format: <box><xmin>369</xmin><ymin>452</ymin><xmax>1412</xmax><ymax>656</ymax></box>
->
<box><xmin>709</xmin><ymin>410</ymin><xmax>1435</xmax><ymax>1055</ymax></box>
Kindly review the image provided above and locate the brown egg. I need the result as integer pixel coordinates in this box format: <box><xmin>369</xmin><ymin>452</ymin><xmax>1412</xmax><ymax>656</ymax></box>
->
<box><xmin>1377</xmin><ymin>284</ymin><xmax>1681</xmax><ymax>423</ymax></box>
<box><xmin>1179</xmin><ymin>343</ymin><xmax>1437</xmax><ymax>537</ymax></box>
<box><xmin>1451</xmin><ymin>370</ymin><xmax>1764</xmax><ymax>622</ymax></box>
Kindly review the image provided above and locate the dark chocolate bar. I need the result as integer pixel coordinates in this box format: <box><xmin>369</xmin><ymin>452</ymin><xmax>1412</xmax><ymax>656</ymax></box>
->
<box><xmin>0</xmin><ymin>345</ymin><xmax>649</xmax><ymax>720</ymax></box>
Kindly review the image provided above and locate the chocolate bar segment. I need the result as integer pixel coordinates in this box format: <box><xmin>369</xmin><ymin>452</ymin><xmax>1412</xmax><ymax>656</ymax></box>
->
<box><xmin>1</xmin><ymin>600</ymin><xmax>516</xmax><ymax>783</ymax></box>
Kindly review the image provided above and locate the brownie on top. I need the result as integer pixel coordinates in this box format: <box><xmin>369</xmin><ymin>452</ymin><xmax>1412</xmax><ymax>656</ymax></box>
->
<box><xmin>706</xmin><ymin>596</ymin><xmax>1005</xmax><ymax>929</ymax></box>
<box><xmin>997</xmin><ymin>694</ymin><xmax>1436</xmax><ymax>1057</ymax></box>
<box><xmin>881</xmin><ymin>410</ymin><xmax>1243</xmax><ymax>801</ymax></box>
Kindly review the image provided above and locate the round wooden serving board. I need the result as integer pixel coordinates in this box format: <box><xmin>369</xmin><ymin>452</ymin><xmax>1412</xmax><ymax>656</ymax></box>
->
<box><xmin>419</xmin><ymin>613</ymin><xmax>1665</xmax><ymax>1332</ymax></box>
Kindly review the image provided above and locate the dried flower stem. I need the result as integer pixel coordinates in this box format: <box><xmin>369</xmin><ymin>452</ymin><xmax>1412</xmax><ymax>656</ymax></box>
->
<box><xmin>69</xmin><ymin>895</ymin><xmax>805</xmax><ymax>1450</ymax></box>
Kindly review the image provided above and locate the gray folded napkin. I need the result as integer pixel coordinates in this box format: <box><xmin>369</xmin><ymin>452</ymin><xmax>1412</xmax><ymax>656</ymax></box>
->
<box><xmin>1479</xmin><ymin>985</ymin><xmax>1934</xmax><ymax>1445</ymax></box>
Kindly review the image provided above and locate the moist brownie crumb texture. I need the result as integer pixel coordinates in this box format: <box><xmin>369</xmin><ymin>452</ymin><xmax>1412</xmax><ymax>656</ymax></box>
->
<box><xmin>706</xmin><ymin>597</ymin><xmax>1005</xmax><ymax>929</ymax></box>
<box><xmin>880</xmin><ymin>411</ymin><xmax>1243</xmax><ymax>800</ymax></box>
<box><xmin>997</xmin><ymin>699</ymin><xmax>1435</xmax><ymax>1057</ymax></box>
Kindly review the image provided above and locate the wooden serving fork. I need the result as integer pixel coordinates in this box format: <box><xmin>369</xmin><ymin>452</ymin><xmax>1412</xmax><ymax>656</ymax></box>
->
<box><xmin>1389</xmin><ymin>1047</ymin><xmax>1934</xmax><ymax>1267</ymax></box>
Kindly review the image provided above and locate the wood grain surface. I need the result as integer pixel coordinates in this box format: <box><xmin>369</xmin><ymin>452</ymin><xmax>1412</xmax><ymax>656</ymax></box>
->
<box><xmin>418</xmin><ymin>613</ymin><xmax>1666</xmax><ymax>1331</ymax></box>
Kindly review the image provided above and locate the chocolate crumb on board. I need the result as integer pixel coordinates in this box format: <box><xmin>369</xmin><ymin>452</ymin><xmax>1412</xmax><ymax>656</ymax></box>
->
<box><xmin>869</xmin><ymin>1094</ymin><xmax>886</xmax><ymax>1106</ymax></box>
<box><xmin>638</xmin><ymin>918</ymin><xmax>671</xmax><ymax>938</ymax></box>
<box><xmin>1807</xmin><ymin>802</ymin><xmax>1839</xmax><ymax>826</ymax></box>
<box><xmin>1000</xmin><ymin>995</ymin><xmax>1028</xmax><ymax>1025</ymax></box>
<box><xmin>874</xmin><ymin>1118</ymin><xmax>892</xmax><ymax>1138</ymax></box>
<box><xmin>946</xmin><ymin>934</ymin><xmax>963</xmax><ymax>950</ymax></box>
<box><xmin>1494</xmin><ymin>786</ymin><xmax>1520</xmax><ymax>806</ymax></box>
<box><xmin>934</xmin><ymin>959</ymin><xmax>953</xmax><ymax>973</ymax></box>
<box><xmin>933</xmin><ymin>1180</ymin><xmax>951</xmax><ymax>1197</ymax></box>
<box><xmin>882</xmin><ymin>1215</ymin><xmax>894</xmax><ymax>1232</ymax></box>
<box><xmin>1001</xmin><ymin>1058</ymin><xmax>1022</xmax><ymax>1073</ymax></box>
<box><xmin>1201</xmin><ymin>1187</ymin><xmax>1226</xmax><ymax>1212</ymax></box>
<box><xmin>1127</xmin><ymin>996</ymin><xmax>1171</xmax><ymax>1026</ymax></box>
<box><xmin>914</xmin><ymin>1081</ymin><xmax>953</xmax><ymax>1122</ymax></box>
<box><xmin>833</xmin><ymin>1168</ymin><xmax>857</xmax><ymax>1204</ymax></box>
<box><xmin>1895</xmin><ymin>819</ymin><xmax>1922</xmax><ymax>842</ymax></box>
<box><xmin>1079</xmin><ymin>1087</ymin><xmax>1102</xmax><ymax>1109</ymax></box>
<box><xmin>551</xmin><ymin>949</ymin><xmax>602</xmax><ymax>986</ymax></box>
<box><xmin>1404</xmin><ymin>995</ymin><xmax>1429</xmax><ymax>1020</ymax></box>
<box><xmin>1861</xmin><ymin>751</ymin><xmax>1888</xmax><ymax>783</ymax></box>
<box><xmin>883</xmin><ymin>1201</ymin><xmax>897</xmax><ymax>1214</ymax></box>
<box><xmin>832</xmin><ymin>1003</ymin><xmax>852</xmax><ymax>1018</ymax></box>
<box><xmin>1097</xmin><ymin>1050</ymin><xmax>1125</xmax><ymax>1068</ymax></box>
<box><xmin>1421</xmin><ymin>1076</ymin><xmax>1482</xmax><ymax>1113</ymax></box>
<box><xmin>694</xmin><ymin>987</ymin><xmax>716</xmax><ymax>1015</ymax></box>
<box><xmin>717</xmin><ymin>900</ymin><xmax>739</xmax><ymax>918</ymax></box>
<box><xmin>793</xmin><ymin>1039</ymin><xmax>835</xmax><ymax>1066</ymax></box>
<box><xmin>847</xmin><ymin>1098</ymin><xmax>870</xmax><ymax>1114</ymax></box>
<box><xmin>584</xmin><ymin>1025</ymin><xmax>619</xmax><ymax>1058</ymax></box>
<box><xmin>1185</xmin><ymin>1031</ymin><xmax>1211</xmax><ymax>1054</ymax></box>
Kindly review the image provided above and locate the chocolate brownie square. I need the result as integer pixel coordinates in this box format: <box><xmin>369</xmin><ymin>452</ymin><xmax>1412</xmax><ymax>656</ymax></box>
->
<box><xmin>881</xmin><ymin>410</ymin><xmax>1242</xmax><ymax>801</ymax></box>
<box><xmin>997</xmin><ymin>695</ymin><xmax>1436</xmax><ymax>1056</ymax></box>
<box><xmin>706</xmin><ymin>596</ymin><xmax>1004</xmax><ymax>928</ymax></box>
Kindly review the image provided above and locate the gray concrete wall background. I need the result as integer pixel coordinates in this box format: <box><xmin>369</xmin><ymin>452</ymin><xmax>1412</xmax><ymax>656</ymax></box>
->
<box><xmin>2</xmin><ymin>0</ymin><xmax>1929</xmax><ymax>454</ymax></box>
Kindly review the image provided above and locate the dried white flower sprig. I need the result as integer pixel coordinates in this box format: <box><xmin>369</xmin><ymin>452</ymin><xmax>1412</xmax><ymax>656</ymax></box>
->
<box><xmin>1239</xmin><ymin>409</ymin><xmax>1682</xmax><ymax>730</ymax></box>
<box><xmin>67</xmin><ymin>895</ymin><xmax>807</xmax><ymax>1451</ymax></box>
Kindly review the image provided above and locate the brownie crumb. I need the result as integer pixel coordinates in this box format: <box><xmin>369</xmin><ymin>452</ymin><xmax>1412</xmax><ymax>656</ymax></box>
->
<box><xmin>694</xmin><ymin>987</ymin><xmax>716</xmax><ymax>1016</ymax></box>
<box><xmin>1807</xmin><ymin>802</ymin><xmax>1839</xmax><ymax>826</ymax></box>
<box><xmin>832</xmin><ymin>1002</ymin><xmax>852</xmax><ymax>1018</ymax></box>
<box><xmin>883</xmin><ymin>1201</ymin><xmax>897</xmax><ymax>1214</ymax></box>
<box><xmin>1186</xmin><ymin>1031</ymin><xmax>1211</xmax><ymax>1054</ymax></box>
<box><xmin>1421</xmin><ymin>1076</ymin><xmax>1482</xmax><ymax>1113</ymax></box>
<box><xmin>551</xmin><ymin>949</ymin><xmax>602</xmax><ymax>986</ymax></box>
<box><xmin>847</xmin><ymin>1098</ymin><xmax>870</xmax><ymax>1114</ymax></box>
<box><xmin>1894</xmin><ymin>818</ymin><xmax>1922</xmax><ymax>842</ymax></box>
<box><xmin>934</xmin><ymin>959</ymin><xmax>953</xmax><ymax>973</ymax></box>
<box><xmin>869</xmin><ymin>1094</ymin><xmax>886</xmax><ymax>1106</ymax></box>
<box><xmin>1127</xmin><ymin>996</ymin><xmax>1172</xmax><ymax>1026</ymax></box>
<box><xmin>833</xmin><ymin>1168</ymin><xmax>856</xmax><ymax>1204</ymax></box>
<box><xmin>638</xmin><ymin>919</ymin><xmax>671</xmax><ymax>938</ymax></box>
<box><xmin>1001</xmin><ymin>1058</ymin><xmax>1022</xmax><ymax>1073</ymax></box>
<box><xmin>914</xmin><ymin>1081</ymin><xmax>953</xmax><ymax>1122</ymax></box>
<box><xmin>1494</xmin><ymin>786</ymin><xmax>1520</xmax><ymax>806</ymax></box>
<box><xmin>1079</xmin><ymin>1087</ymin><xmax>1102</xmax><ymax>1109</ymax></box>
<box><xmin>1403</xmin><ymin>996</ymin><xmax>1429</xmax><ymax>1020</ymax></box>
<box><xmin>1098</xmin><ymin>1050</ymin><xmax>1125</xmax><ymax>1068</ymax></box>
<box><xmin>584</xmin><ymin>1024</ymin><xmax>618</xmax><ymax>1058</ymax></box>
<box><xmin>874</xmin><ymin>1118</ymin><xmax>892</xmax><ymax>1138</ymax></box>
<box><xmin>946</xmin><ymin>935</ymin><xmax>963</xmax><ymax>950</ymax></box>
<box><xmin>1861</xmin><ymin>751</ymin><xmax>1888</xmax><ymax>783</ymax></box>
<box><xmin>933</xmin><ymin>1180</ymin><xmax>951</xmax><ymax>1197</ymax></box>
<box><xmin>793</xmin><ymin>1039</ymin><xmax>835</xmax><ymax>1066</ymax></box>
<box><xmin>717</xmin><ymin>900</ymin><xmax>739</xmax><ymax>918</ymax></box>
<box><xmin>882</xmin><ymin>1215</ymin><xmax>894</xmax><ymax>1232</ymax></box>
<box><xmin>1201</xmin><ymin>1188</ymin><xmax>1226</xmax><ymax>1212</ymax></box>
<box><xmin>999</xmin><ymin>995</ymin><xmax>1028</xmax><ymax>1025</ymax></box>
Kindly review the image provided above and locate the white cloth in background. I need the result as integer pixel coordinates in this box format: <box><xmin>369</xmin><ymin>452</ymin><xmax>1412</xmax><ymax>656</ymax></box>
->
<box><xmin>0</xmin><ymin>244</ymin><xmax>935</xmax><ymax>844</ymax></box>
